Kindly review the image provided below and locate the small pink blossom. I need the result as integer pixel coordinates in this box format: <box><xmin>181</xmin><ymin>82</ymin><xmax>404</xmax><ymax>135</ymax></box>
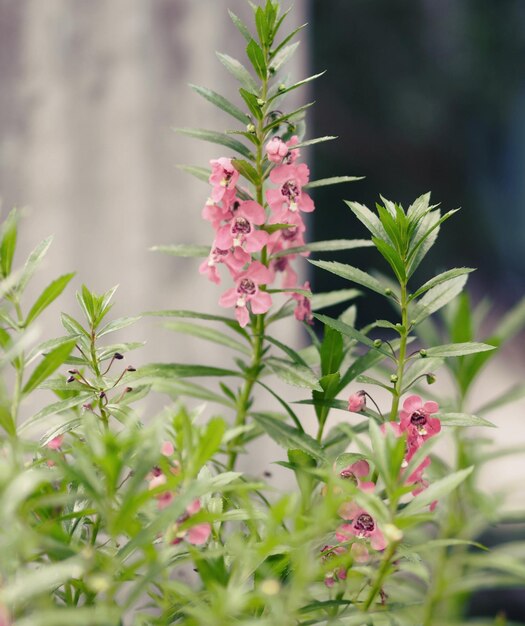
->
<box><xmin>411</xmin><ymin>479</ymin><xmax>438</xmax><ymax>511</ymax></box>
<box><xmin>399</xmin><ymin>394</ymin><xmax>441</xmax><ymax>442</ymax></box>
<box><xmin>215</xmin><ymin>200</ymin><xmax>269</xmax><ymax>253</ymax></box>
<box><xmin>47</xmin><ymin>435</ymin><xmax>64</xmax><ymax>450</ymax></box>
<box><xmin>265</xmin><ymin>137</ymin><xmax>289</xmax><ymax>163</ymax></box>
<box><xmin>209</xmin><ymin>158</ymin><xmax>239</xmax><ymax>203</ymax></box>
<box><xmin>266</xmin><ymin>163</ymin><xmax>314</xmax><ymax>219</ymax></box>
<box><xmin>336</xmin><ymin>509</ymin><xmax>386</xmax><ymax>551</ymax></box>
<box><xmin>219</xmin><ymin>261</ymin><xmax>273</xmax><ymax>327</ymax></box>
<box><xmin>201</xmin><ymin>197</ymin><xmax>237</xmax><ymax>230</ymax></box>
<box><xmin>348</xmin><ymin>390</ymin><xmax>366</xmax><ymax>413</ymax></box>
<box><xmin>199</xmin><ymin>244</ymin><xmax>250</xmax><ymax>284</ymax></box>
<box><xmin>161</xmin><ymin>441</ymin><xmax>174</xmax><ymax>456</ymax></box>
<box><xmin>320</xmin><ymin>545</ymin><xmax>347</xmax><ymax>588</ymax></box>
<box><xmin>338</xmin><ymin>460</ymin><xmax>375</xmax><ymax>520</ymax></box>
<box><xmin>292</xmin><ymin>281</ymin><xmax>313</xmax><ymax>324</ymax></box>
<box><xmin>170</xmin><ymin>498</ymin><xmax>212</xmax><ymax>546</ymax></box>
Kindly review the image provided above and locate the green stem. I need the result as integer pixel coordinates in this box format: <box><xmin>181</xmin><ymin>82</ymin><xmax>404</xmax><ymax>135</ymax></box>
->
<box><xmin>389</xmin><ymin>281</ymin><xmax>408</xmax><ymax>421</ymax></box>
<box><xmin>362</xmin><ymin>541</ymin><xmax>399</xmax><ymax>611</ymax></box>
<box><xmin>10</xmin><ymin>298</ymin><xmax>25</xmax><ymax>429</ymax></box>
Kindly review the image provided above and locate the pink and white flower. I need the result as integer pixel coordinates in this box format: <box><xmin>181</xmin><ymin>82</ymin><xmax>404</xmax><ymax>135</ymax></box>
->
<box><xmin>199</xmin><ymin>244</ymin><xmax>250</xmax><ymax>284</ymax></box>
<box><xmin>292</xmin><ymin>281</ymin><xmax>313</xmax><ymax>324</ymax></box>
<box><xmin>215</xmin><ymin>200</ymin><xmax>269</xmax><ymax>253</ymax></box>
<box><xmin>336</xmin><ymin>509</ymin><xmax>386</xmax><ymax>552</ymax></box>
<box><xmin>348</xmin><ymin>390</ymin><xmax>366</xmax><ymax>413</ymax></box>
<box><xmin>170</xmin><ymin>499</ymin><xmax>212</xmax><ymax>546</ymax></box>
<box><xmin>399</xmin><ymin>394</ymin><xmax>441</xmax><ymax>442</ymax></box>
<box><xmin>219</xmin><ymin>261</ymin><xmax>273</xmax><ymax>327</ymax></box>
<box><xmin>320</xmin><ymin>544</ymin><xmax>347</xmax><ymax>587</ymax></box>
<box><xmin>266</xmin><ymin>163</ymin><xmax>314</xmax><ymax>219</ymax></box>
<box><xmin>265</xmin><ymin>137</ymin><xmax>289</xmax><ymax>163</ymax></box>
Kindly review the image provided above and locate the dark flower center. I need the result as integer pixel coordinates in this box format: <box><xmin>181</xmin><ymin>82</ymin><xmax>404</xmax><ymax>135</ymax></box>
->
<box><xmin>232</xmin><ymin>200</ymin><xmax>240</xmax><ymax>212</ymax></box>
<box><xmin>410</xmin><ymin>410</ymin><xmax>427</xmax><ymax>426</ymax></box>
<box><xmin>238</xmin><ymin>278</ymin><xmax>256</xmax><ymax>295</ymax></box>
<box><xmin>212</xmin><ymin>247</ymin><xmax>229</xmax><ymax>258</ymax></box>
<box><xmin>339</xmin><ymin>469</ymin><xmax>358</xmax><ymax>486</ymax></box>
<box><xmin>354</xmin><ymin>513</ymin><xmax>375</xmax><ymax>533</ymax></box>
<box><xmin>231</xmin><ymin>216</ymin><xmax>251</xmax><ymax>235</ymax></box>
<box><xmin>281</xmin><ymin>180</ymin><xmax>299</xmax><ymax>201</ymax></box>
<box><xmin>281</xmin><ymin>224</ymin><xmax>298</xmax><ymax>241</ymax></box>
<box><xmin>273</xmin><ymin>257</ymin><xmax>288</xmax><ymax>272</ymax></box>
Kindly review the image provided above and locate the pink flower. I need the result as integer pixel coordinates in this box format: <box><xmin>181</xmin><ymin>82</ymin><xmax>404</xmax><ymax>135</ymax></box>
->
<box><xmin>219</xmin><ymin>261</ymin><xmax>273</xmax><ymax>327</ymax></box>
<box><xmin>399</xmin><ymin>395</ymin><xmax>441</xmax><ymax>442</ymax></box>
<box><xmin>292</xmin><ymin>281</ymin><xmax>313</xmax><ymax>324</ymax></box>
<box><xmin>266</xmin><ymin>163</ymin><xmax>314</xmax><ymax>219</ymax></box>
<box><xmin>336</xmin><ymin>509</ymin><xmax>386</xmax><ymax>551</ymax></box>
<box><xmin>215</xmin><ymin>200</ymin><xmax>269</xmax><ymax>253</ymax></box>
<box><xmin>209</xmin><ymin>158</ymin><xmax>239</xmax><ymax>203</ymax></box>
<box><xmin>161</xmin><ymin>441</ymin><xmax>174</xmax><ymax>456</ymax></box>
<box><xmin>380</xmin><ymin>421</ymin><xmax>430</xmax><ymax>483</ymax></box>
<box><xmin>265</xmin><ymin>137</ymin><xmax>289</xmax><ymax>163</ymax></box>
<box><xmin>338</xmin><ymin>460</ymin><xmax>375</xmax><ymax>520</ymax></box>
<box><xmin>320</xmin><ymin>545</ymin><xmax>347</xmax><ymax>587</ymax></box>
<box><xmin>199</xmin><ymin>244</ymin><xmax>250</xmax><ymax>284</ymax></box>
<box><xmin>201</xmin><ymin>197</ymin><xmax>237</xmax><ymax>230</ymax></box>
<box><xmin>348</xmin><ymin>390</ymin><xmax>366</xmax><ymax>413</ymax></box>
<box><xmin>411</xmin><ymin>479</ymin><xmax>438</xmax><ymax>511</ymax></box>
<box><xmin>171</xmin><ymin>498</ymin><xmax>212</xmax><ymax>546</ymax></box>
<box><xmin>47</xmin><ymin>435</ymin><xmax>64</xmax><ymax>450</ymax></box>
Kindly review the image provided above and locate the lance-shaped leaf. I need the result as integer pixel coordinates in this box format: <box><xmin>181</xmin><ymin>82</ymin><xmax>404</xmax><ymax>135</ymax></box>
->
<box><xmin>231</xmin><ymin>158</ymin><xmax>259</xmax><ymax>185</ymax></box>
<box><xmin>216</xmin><ymin>52</ymin><xmax>258</xmax><ymax>92</ymax></box>
<box><xmin>252</xmin><ymin>412</ymin><xmax>325</xmax><ymax>461</ymax></box>
<box><xmin>176</xmin><ymin>164</ymin><xmax>210</xmax><ymax>183</ymax></box>
<box><xmin>22</xmin><ymin>339</ymin><xmax>76</xmax><ymax>395</ymax></box>
<box><xmin>269</xmin><ymin>41</ymin><xmax>300</xmax><ymax>73</ymax></box>
<box><xmin>149</xmin><ymin>244</ymin><xmax>210</xmax><ymax>257</ymax></box>
<box><xmin>15</xmin><ymin>236</ymin><xmax>53</xmax><ymax>294</ymax></box>
<box><xmin>266</xmin><ymin>356</ymin><xmax>322</xmax><ymax>391</ymax></box>
<box><xmin>174</xmin><ymin>127</ymin><xmax>253</xmax><ymax>160</ymax></box>
<box><xmin>164</xmin><ymin>320</ymin><xmax>250</xmax><ymax>355</ymax></box>
<box><xmin>24</xmin><ymin>273</ymin><xmax>75</xmax><ymax>326</ymax></box>
<box><xmin>127</xmin><ymin>363</ymin><xmax>241</xmax><ymax>382</ymax></box>
<box><xmin>303</xmin><ymin>175</ymin><xmax>363</xmax><ymax>189</ymax></box>
<box><xmin>20</xmin><ymin>392</ymin><xmax>93</xmax><ymax>434</ymax></box>
<box><xmin>98</xmin><ymin>315</ymin><xmax>141</xmax><ymax>337</ymax></box>
<box><xmin>292</xmin><ymin>135</ymin><xmax>337</xmax><ymax>149</ymax></box>
<box><xmin>0</xmin><ymin>208</ymin><xmax>19</xmax><ymax>278</ymax></box>
<box><xmin>246</xmin><ymin>39</ymin><xmax>267</xmax><ymax>79</ymax></box>
<box><xmin>345</xmin><ymin>200</ymin><xmax>389</xmax><ymax>242</ymax></box>
<box><xmin>423</xmin><ymin>342</ymin><xmax>495</xmax><ymax>358</ymax></box>
<box><xmin>228</xmin><ymin>10</ymin><xmax>252</xmax><ymax>42</ymax></box>
<box><xmin>410</xmin><ymin>274</ymin><xmax>468</xmax><ymax>325</ymax></box>
<box><xmin>410</xmin><ymin>267</ymin><xmax>475</xmax><ymax>300</ymax></box>
<box><xmin>189</xmin><ymin>83</ymin><xmax>248</xmax><ymax>123</ymax></box>
<box><xmin>310</xmin><ymin>260</ymin><xmax>388</xmax><ymax>296</ymax></box>
<box><xmin>314</xmin><ymin>313</ymin><xmax>391</xmax><ymax>357</ymax></box>
<box><xmin>437</xmin><ymin>412</ymin><xmax>495</xmax><ymax>428</ymax></box>
<box><xmin>271</xmin><ymin>238</ymin><xmax>372</xmax><ymax>258</ymax></box>
<box><xmin>267</xmin><ymin>71</ymin><xmax>325</xmax><ymax>102</ymax></box>
<box><xmin>399</xmin><ymin>466</ymin><xmax>473</xmax><ymax>516</ymax></box>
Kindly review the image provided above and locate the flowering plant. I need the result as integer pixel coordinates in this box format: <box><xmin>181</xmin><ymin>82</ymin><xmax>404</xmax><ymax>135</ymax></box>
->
<box><xmin>1</xmin><ymin>3</ymin><xmax>525</xmax><ymax>625</ymax></box>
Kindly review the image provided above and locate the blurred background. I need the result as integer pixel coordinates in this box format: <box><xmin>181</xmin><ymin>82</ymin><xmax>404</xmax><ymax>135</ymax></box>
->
<box><xmin>0</xmin><ymin>0</ymin><xmax>524</xmax><ymax>619</ymax></box>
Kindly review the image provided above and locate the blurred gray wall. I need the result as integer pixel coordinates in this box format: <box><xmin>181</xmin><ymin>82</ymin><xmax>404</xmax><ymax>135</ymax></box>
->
<box><xmin>0</xmin><ymin>0</ymin><xmax>307</xmax><ymax>363</ymax></box>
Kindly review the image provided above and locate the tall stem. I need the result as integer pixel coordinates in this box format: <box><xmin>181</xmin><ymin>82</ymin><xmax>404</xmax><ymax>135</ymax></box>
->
<box><xmin>389</xmin><ymin>281</ymin><xmax>408</xmax><ymax>421</ymax></box>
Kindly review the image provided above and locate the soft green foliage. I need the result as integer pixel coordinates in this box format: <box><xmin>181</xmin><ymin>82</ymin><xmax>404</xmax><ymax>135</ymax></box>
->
<box><xmin>0</xmin><ymin>2</ymin><xmax>524</xmax><ymax>625</ymax></box>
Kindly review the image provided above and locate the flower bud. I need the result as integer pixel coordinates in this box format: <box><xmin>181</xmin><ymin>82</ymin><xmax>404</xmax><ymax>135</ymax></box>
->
<box><xmin>246</xmin><ymin>123</ymin><xmax>256</xmax><ymax>133</ymax></box>
<box><xmin>373</xmin><ymin>339</ymin><xmax>383</xmax><ymax>348</ymax></box>
<box><xmin>419</xmin><ymin>349</ymin><xmax>427</xmax><ymax>357</ymax></box>
<box><xmin>348</xmin><ymin>390</ymin><xmax>366</xmax><ymax>413</ymax></box>
<box><xmin>426</xmin><ymin>373</ymin><xmax>436</xmax><ymax>385</ymax></box>
<box><xmin>256</xmin><ymin>98</ymin><xmax>265</xmax><ymax>106</ymax></box>
<box><xmin>390</xmin><ymin>374</ymin><xmax>398</xmax><ymax>383</ymax></box>
<box><xmin>383</xmin><ymin>523</ymin><xmax>403</xmax><ymax>543</ymax></box>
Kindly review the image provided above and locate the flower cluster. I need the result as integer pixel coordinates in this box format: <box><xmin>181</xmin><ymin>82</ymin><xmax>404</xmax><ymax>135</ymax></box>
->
<box><xmin>199</xmin><ymin>137</ymin><xmax>314</xmax><ymax>327</ymax></box>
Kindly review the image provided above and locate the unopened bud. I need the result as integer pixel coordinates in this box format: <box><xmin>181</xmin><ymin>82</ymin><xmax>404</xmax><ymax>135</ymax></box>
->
<box><xmin>390</xmin><ymin>374</ymin><xmax>398</xmax><ymax>383</ymax></box>
<box><xmin>114</xmin><ymin>352</ymin><xmax>124</xmax><ymax>360</ymax></box>
<box><xmin>126</xmin><ymin>365</ymin><xmax>136</xmax><ymax>372</ymax></box>
<box><xmin>426</xmin><ymin>373</ymin><xmax>436</xmax><ymax>385</ymax></box>
<box><xmin>68</xmin><ymin>369</ymin><xmax>79</xmax><ymax>374</ymax></box>
<box><xmin>99</xmin><ymin>391</ymin><xmax>106</xmax><ymax>399</ymax></box>
<box><xmin>383</xmin><ymin>523</ymin><xmax>403</xmax><ymax>543</ymax></box>
<box><xmin>278</xmin><ymin>83</ymin><xmax>286</xmax><ymax>92</ymax></box>
<box><xmin>125</xmin><ymin>386</ymin><xmax>133</xmax><ymax>393</ymax></box>
<box><xmin>66</xmin><ymin>375</ymin><xmax>75</xmax><ymax>383</ymax></box>
<box><xmin>373</xmin><ymin>339</ymin><xmax>383</xmax><ymax>348</ymax></box>
<box><xmin>256</xmin><ymin>98</ymin><xmax>265</xmax><ymax>106</ymax></box>
<box><xmin>385</xmin><ymin>288</ymin><xmax>392</xmax><ymax>296</ymax></box>
<box><xmin>419</xmin><ymin>349</ymin><xmax>427</xmax><ymax>357</ymax></box>
<box><xmin>246</xmin><ymin>123</ymin><xmax>256</xmax><ymax>133</ymax></box>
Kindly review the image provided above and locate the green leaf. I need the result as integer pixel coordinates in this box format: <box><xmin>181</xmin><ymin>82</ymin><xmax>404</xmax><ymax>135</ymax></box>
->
<box><xmin>22</xmin><ymin>339</ymin><xmax>76</xmax><ymax>395</ymax></box>
<box><xmin>338</xmin><ymin>348</ymin><xmax>390</xmax><ymax>392</ymax></box>
<box><xmin>269</xmin><ymin>41</ymin><xmax>300</xmax><ymax>73</ymax></box>
<box><xmin>176</xmin><ymin>164</ymin><xmax>210</xmax><ymax>183</ymax></box>
<box><xmin>239</xmin><ymin>87</ymin><xmax>263</xmax><ymax>120</ymax></box>
<box><xmin>145</xmin><ymin>309</ymin><xmax>250</xmax><ymax>339</ymax></box>
<box><xmin>492</xmin><ymin>295</ymin><xmax>525</xmax><ymax>344</ymax></box>
<box><xmin>255</xmin><ymin>6</ymin><xmax>269</xmax><ymax>46</ymax></box>
<box><xmin>411</xmin><ymin>267</ymin><xmax>475</xmax><ymax>300</ymax></box>
<box><xmin>61</xmin><ymin>313</ymin><xmax>89</xmax><ymax>339</ymax></box>
<box><xmin>252</xmin><ymin>412</ymin><xmax>325</xmax><ymax>461</ymax></box>
<box><xmin>267</xmin><ymin>71</ymin><xmax>326</xmax><ymax>102</ymax></box>
<box><xmin>25</xmin><ymin>273</ymin><xmax>75</xmax><ymax>326</ymax></box>
<box><xmin>292</xmin><ymin>135</ymin><xmax>337</xmax><ymax>150</ymax></box>
<box><xmin>246</xmin><ymin>39</ymin><xmax>267</xmax><ymax>79</ymax></box>
<box><xmin>437</xmin><ymin>412</ymin><xmax>496</xmax><ymax>428</ymax></box>
<box><xmin>265</xmin><ymin>335</ymin><xmax>308</xmax><ymax>367</ymax></box>
<box><xmin>304</xmin><ymin>176</ymin><xmax>363</xmax><ymax>189</ymax></box>
<box><xmin>406</xmin><ymin>211</ymin><xmax>440</xmax><ymax>277</ymax></box>
<box><xmin>320</xmin><ymin>325</ymin><xmax>344</xmax><ymax>377</ymax></box>
<box><xmin>15</xmin><ymin>236</ymin><xmax>53</xmax><ymax>294</ymax></box>
<box><xmin>228</xmin><ymin>10</ymin><xmax>252</xmax><ymax>42</ymax></box>
<box><xmin>97</xmin><ymin>315</ymin><xmax>141</xmax><ymax>337</ymax></box>
<box><xmin>309</xmin><ymin>260</ymin><xmax>388</xmax><ymax>296</ymax></box>
<box><xmin>152</xmin><ymin>379</ymin><xmax>234</xmax><ymax>408</ymax></box>
<box><xmin>312</xmin><ymin>289</ymin><xmax>361</xmax><ymax>311</ymax></box>
<box><xmin>314</xmin><ymin>313</ymin><xmax>390</xmax><ymax>356</ymax></box>
<box><xmin>164</xmin><ymin>320</ymin><xmax>250</xmax><ymax>355</ymax></box>
<box><xmin>345</xmin><ymin>200</ymin><xmax>388</xmax><ymax>242</ymax></box>
<box><xmin>14</xmin><ymin>608</ymin><xmax>121</xmax><ymax>626</ymax></box>
<box><xmin>216</xmin><ymin>52</ymin><xmax>258</xmax><ymax>92</ymax></box>
<box><xmin>149</xmin><ymin>244</ymin><xmax>209</xmax><ymax>257</ymax></box>
<box><xmin>424</xmin><ymin>342</ymin><xmax>495</xmax><ymax>358</ymax></box>
<box><xmin>231</xmin><ymin>158</ymin><xmax>259</xmax><ymax>185</ymax></box>
<box><xmin>263</xmin><ymin>102</ymin><xmax>314</xmax><ymax>133</ymax></box>
<box><xmin>271</xmin><ymin>238</ymin><xmax>373</xmax><ymax>258</ymax></box>
<box><xmin>189</xmin><ymin>83</ymin><xmax>248</xmax><ymax>123</ymax></box>
<box><xmin>271</xmin><ymin>23</ymin><xmax>307</xmax><ymax>58</ymax></box>
<box><xmin>20</xmin><ymin>392</ymin><xmax>93</xmax><ymax>434</ymax></box>
<box><xmin>410</xmin><ymin>275</ymin><xmax>468</xmax><ymax>325</ymax></box>
<box><xmin>127</xmin><ymin>363</ymin><xmax>241</xmax><ymax>382</ymax></box>
<box><xmin>402</xmin><ymin>357</ymin><xmax>443</xmax><ymax>392</ymax></box>
<box><xmin>175</xmin><ymin>127</ymin><xmax>253</xmax><ymax>160</ymax></box>
<box><xmin>266</xmin><ymin>356</ymin><xmax>322</xmax><ymax>391</ymax></box>
<box><xmin>0</xmin><ymin>208</ymin><xmax>19</xmax><ymax>278</ymax></box>
<box><xmin>400</xmin><ymin>467</ymin><xmax>473</xmax><ymax>516</ymax></box>
<box><xmin>372</xmin><ymin>236</ymin><xmax>406</xmax><ymax>282</ymax></box>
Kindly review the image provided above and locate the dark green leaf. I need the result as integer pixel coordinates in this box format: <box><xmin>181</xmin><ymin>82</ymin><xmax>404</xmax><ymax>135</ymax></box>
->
<box><xmin>315</xmin><ymin>313</ymin><xmax>390</xmax><ymax>356</ymax></box>
<box><xmin>246</xmin><ymin>39</ymin><xmax>267</xmax><ymax>79</ymax></box>
<box><xmin>266</xmin><ymin>356</ymin><xmax>322</xmax><ymax>391</ymax></box>
<box><xmin>252</xmin><ymin>412</ymin><xmax>325</xmax><ymax>460</ymax></box>
<box><xmin>231</xmin><ymin>158</ymin><xmax>259</xmax><ymax>185</ymax></box>
<box><xmin>127</xmin><ymin>363</ymin><xmax>241</xmax><ymax>382</ymax></box>
<box><xmin>310</xmin><ymin>260</ymin><xmax>388</xmax><ymax>296</ymax></box>
<box><xmin>411</xmin><ymin>268</ymin><xmax>475</xmax><ymax>300</ymax></box>
<box><xmin>424</xmin><ymin>342</ymin><xmax>495</xmax><ymax>358</ymax></box>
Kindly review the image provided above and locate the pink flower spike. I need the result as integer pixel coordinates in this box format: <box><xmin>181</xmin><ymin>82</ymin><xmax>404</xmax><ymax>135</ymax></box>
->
<box><xmin>47</xmin><ymin>435</ymin><xmax>64</xmax><ymax>450</ymax></box>
<box><xmin>336</xmin><ymin>510</ymin><xmax>386</xmax><ymax>552</ymax></box>
<box><xmin>267</xmin><ymin>163</ymin><xmax>315</xmax><ymax>218</ymax></box>
<box><xmin>214</xmin><ymin>200</ymin><xmax>269</xmax><ymax>254</ymax></box>
<box><xmin>292</xmin><ymin>281</ymin><xmax>313</xmax><ymax>324</ymax></box>
<box><xmin>187</xmin><ymin>523</ymin><xmax>212</xmax><ymax>545</ymax></box>
<box><xmin>265</xmin><ymin>137</ymin><xmax>289</xmax><ymax>163</ymax></box>
<box><xmin>348</xmin><ymin>390</ymin><xmax>366</xmax><ymax>413</ymax></box>
<box><xmin>399</xmin><ymin>394</ymin><xmax>441</xmax><ymax>441</ymax></box>
<box><xmin>186</xmin><ymin>499</ymin><xmax>201</xmax><ymax>516</ymax></box>
<box><xmin>161</xmin><ymin>441</ymin><xmax>174</xmax><ymax>457</ymax></box>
